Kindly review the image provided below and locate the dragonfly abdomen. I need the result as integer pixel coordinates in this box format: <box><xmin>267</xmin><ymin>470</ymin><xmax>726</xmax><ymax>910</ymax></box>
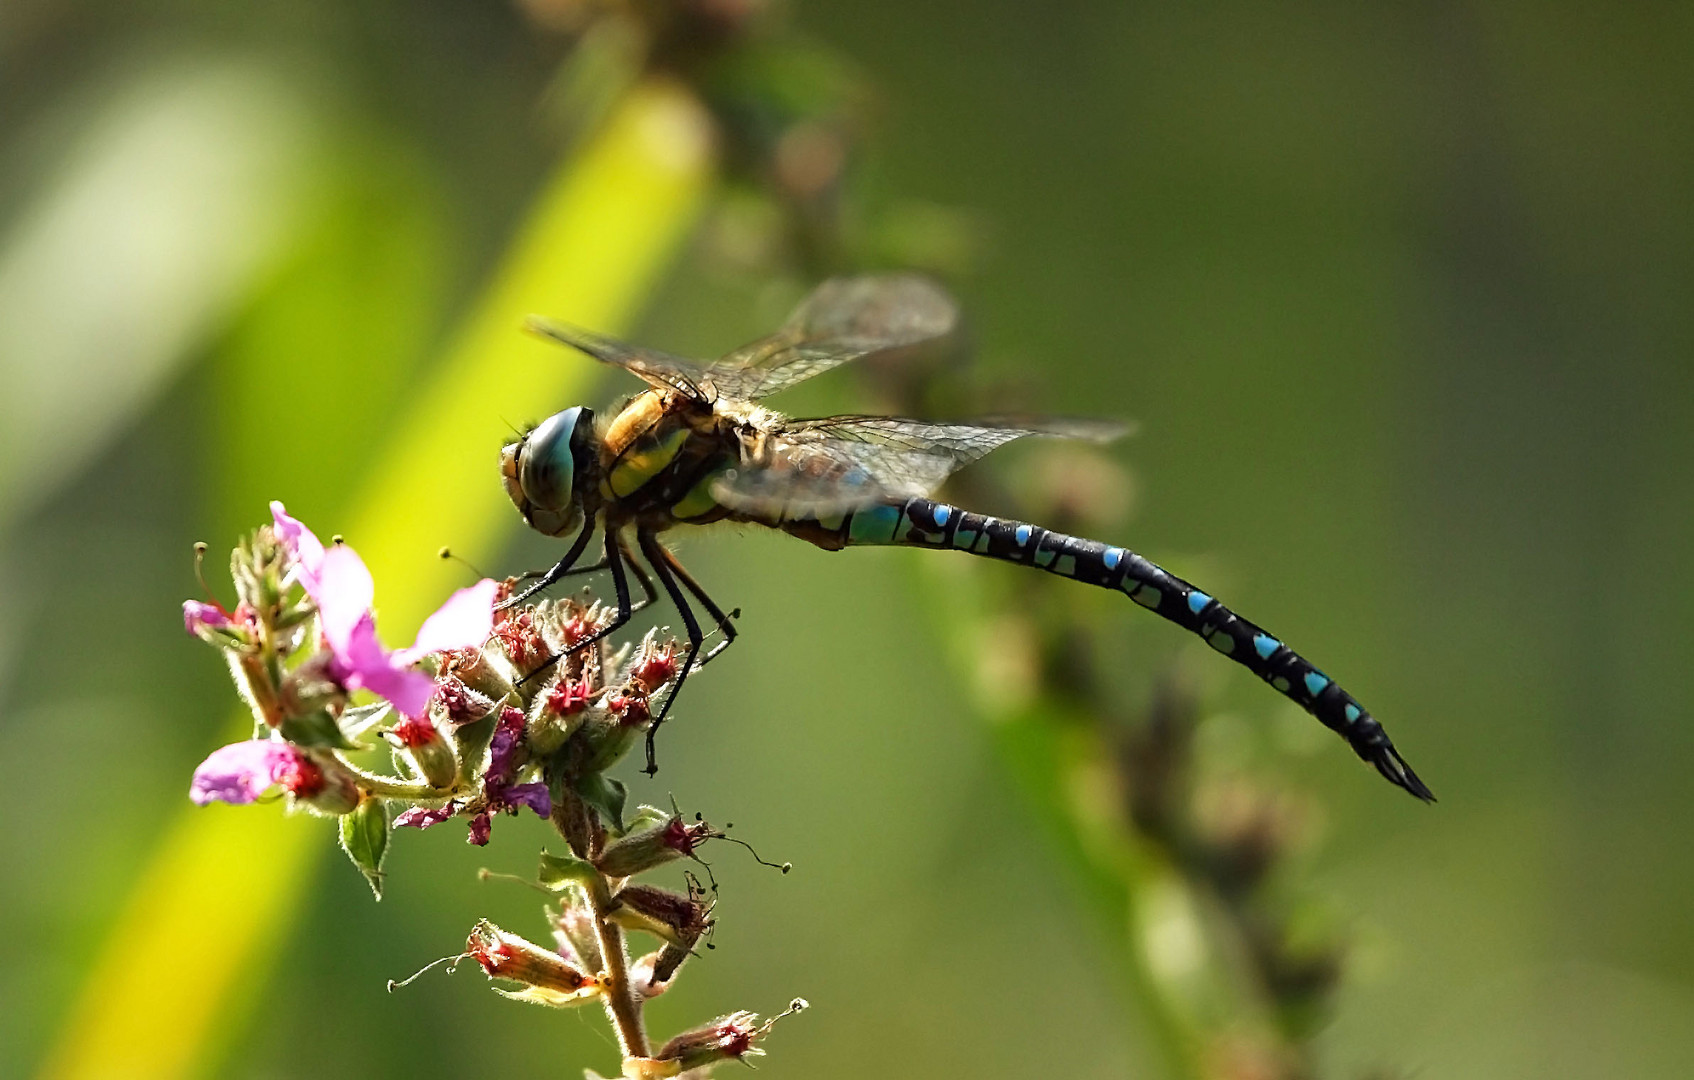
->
<box><xmin>817</xmin><ymin>496</ymin><xmax>1432</xmax><ymax>801</ymax></box>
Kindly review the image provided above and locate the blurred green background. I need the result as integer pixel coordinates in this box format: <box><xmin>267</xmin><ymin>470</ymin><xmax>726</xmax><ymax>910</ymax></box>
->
<box><xmin>4</xmin><ymin>2</ymin><xmax>1692</xmax><ymax>1078</ymax></box>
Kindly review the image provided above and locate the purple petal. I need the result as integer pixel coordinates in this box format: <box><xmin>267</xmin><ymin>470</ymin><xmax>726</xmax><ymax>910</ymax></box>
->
<box><xmin>500</xmin><ymin>782</ymin><xmax>552</xmax><ymax>818</ymax></box>
<box><xmin>183</xmin><ymin>600</ymin><xmax>231</xmax><ymax>635</ymax></box>
<box><xmin>190</xmin><ymin>740</ymin><xmax>286</xmax><ymax>806</ymax></box>
<box><xmin>316</xmin><ymin>545</ymin><xmax>375</xmax><ymax>653</ymax></box>
<box><xmin>338</xmin><ymin>615</ymin><xmax>435</xmax><ymax>718</ymax></box>
<box><xmin>395</xmin><ymin>803</ymin><xmax>457</xmax><ymax>829</ymax></box>
<box><xmin>356</xmin><ymin>660</ymin><xmax>437</xmax><ymax>721</ymax></box>
<box><xmin>485</xmin><ymin>707</ymin><xmax>525</xmax><ymax>783</ymax></box>
<box><xmin>270</xmin><ymin>502</ymin><xmax>326</xmax><ymax>595</ymax></box>
<box><xmin>394</xmin><ymin>579</ymin><xmax>498</xmax><ymax>664</ymax></box>
<box><xmin>467</xmin><ymin>810</ymin><xmax>492</xmax><ymax>846</ymax></box>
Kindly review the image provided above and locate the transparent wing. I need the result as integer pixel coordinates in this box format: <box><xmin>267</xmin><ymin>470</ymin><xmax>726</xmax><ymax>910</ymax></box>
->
<box><xmin>525</xmin><ymin>317</ymin><xmax>712</xmax><ymax>401</ymax></box>
<box><xmin>712</xmin><ymin>415</ymin><xmax>1128</xmax><ymax>517</ymax></box>
<box><xmin>701</xmin><ymin>274</ymin><xmax>958</xmax><ymax>400</ymax></box>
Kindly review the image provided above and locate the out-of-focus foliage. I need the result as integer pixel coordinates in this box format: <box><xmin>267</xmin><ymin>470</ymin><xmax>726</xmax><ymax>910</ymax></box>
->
<box><xmin>4</xmin><ymin>2</ymin><xmax>1693</xmax><ymax>1079</ymax></box>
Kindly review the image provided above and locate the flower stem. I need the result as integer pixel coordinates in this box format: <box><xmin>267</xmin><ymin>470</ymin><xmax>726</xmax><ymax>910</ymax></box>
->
<box><xmin>342</xmin><ymin>767</ymin><xmax>456</xmax><ymax>801</ymax></box>
<box><xmin>589</xmin><ymin>876</ymin><xmax>648</xmax><ymax>1059</ymax></box>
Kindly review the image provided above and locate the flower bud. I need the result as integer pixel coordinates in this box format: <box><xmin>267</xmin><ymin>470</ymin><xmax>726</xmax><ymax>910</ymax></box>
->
<box><xmin>655</xmin><ymin>1003</ymin><xmax>807</xmax><ymax>1071</ymax></box>
<box><xmin>627</xmin><ymin>955</ymin><xmax>686</xmax><ymax>1001</ymax></box>
<box><xmin>593</xmin><ymin>815</ymin><xmax>712</xmax><ymax>878</ymax></box>
<box><xmin>552</xmin><ymin>892</ymin><xmax>606</xmax><ymax>973</ymax></box>
<box><xmin>276</xmin><ymin>747</ymin><xmax>361</xmax><ymax>816</ymax></box>
<box><xmin>389</xmin><ymin>714</ymin><xmax>457</xmax><ymax>788</ymax></box>
<box><xmin>610</xmin><ymin>883</ymin><xmax>713</xmax><ymax>949</ymax></box>
<box><xmin>183</xmin><ymin>600</ymin><xmax>245</xmax><ymax>646</ymax></box>
<box><xmin>433</xmin><ymin>674</ymin><xmax>499</xmax><ymax>727</ymax></box>
<box><xmin>493</xmin><ymin>609</ymin><xmax>553</xmax><ymax>679</ymax></box>
<box><xmin>574</xmin><ymin>704</ymin><xmax>640</xmax><ymax>774</ymax></box>
<box><xmin>440</xmin><ymin>650</ymin><xmax>511</xmax><ymax>710</ymax></box>
<box><xmin>629</xmin><ymin>948</ymin><xmax>684</xmax><ymax>998</ymax></box>
<box><xmin>528</xmin><ymin>677</ymin><xmax>593</xmax><ymax>755</ymax></box>
<box><xmin>467</xmin><ymin>920</ymin><xmax>598</xmax><ymax>1005</ymax></box>
<box><xmin>628</xmin><ymin>633</ymin><xmax>680</xmax><ymax>694</ymax></box>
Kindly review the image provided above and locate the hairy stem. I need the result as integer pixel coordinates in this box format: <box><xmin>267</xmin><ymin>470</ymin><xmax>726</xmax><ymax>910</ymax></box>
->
<box><xmin>590</xmin><ymin>877</ymin><xmax>647</xmax><ymax>1058</ymax></box>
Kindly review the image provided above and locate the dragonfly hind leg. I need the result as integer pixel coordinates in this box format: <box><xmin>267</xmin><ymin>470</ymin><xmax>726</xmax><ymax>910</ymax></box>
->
<box><xmin>637</xmin><ymin>529</ymin><xmax>738</xmax><ymax>776</ymax></box>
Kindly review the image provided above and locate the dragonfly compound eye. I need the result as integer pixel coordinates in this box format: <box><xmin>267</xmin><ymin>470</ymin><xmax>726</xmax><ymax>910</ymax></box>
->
<box><xmin>515</xmin><ymin>407</ymin><xmax>593</xmax><ymax>536</ymax></box>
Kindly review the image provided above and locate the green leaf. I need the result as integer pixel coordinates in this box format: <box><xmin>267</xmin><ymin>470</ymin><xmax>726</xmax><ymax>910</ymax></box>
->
<box><xmin>537</xmin><ymin>849</ymin><xmax>599</xmax><ymax>891</ymax></box>
<box><xmin>279</xmin><ymin>708</ymin><xmax>359</xmax><ymax>750</ymax></box>
<box><xmin>338</xmin><ymin>702</ymin><xmax>392</xmax><ymax>743</ymax></box>
<box><xmin>338</xmin><ymin>798</ymin><xmax>391</xmax><ymax>900</ymax></box>
<box><xmin>573</xmin><ymin>772</ymin><xmax>627</xmax><ymax>832</ymax></box>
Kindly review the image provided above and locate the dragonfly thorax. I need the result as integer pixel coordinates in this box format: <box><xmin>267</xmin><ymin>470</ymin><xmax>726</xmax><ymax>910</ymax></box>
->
<box><xmin>504</xmin><ymin>406</ymin><xmax>599</xmax><ymax>537</ymax></box>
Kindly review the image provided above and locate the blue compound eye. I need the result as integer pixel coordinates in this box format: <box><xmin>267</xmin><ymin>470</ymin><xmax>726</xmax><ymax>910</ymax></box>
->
<box><xmin>519</xmin><ymin>407</ymin><xmax>590</xmax><ymax>510</ymax></box>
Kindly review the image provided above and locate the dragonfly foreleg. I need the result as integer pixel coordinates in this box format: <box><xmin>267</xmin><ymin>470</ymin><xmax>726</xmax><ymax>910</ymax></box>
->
<box><xmin>530</xmin><ymin>535</ymin><xmax>656</xmax><ymax>615</ymax></box>
<box><xmin>637</xmin><ymin>529</ymin><xmax>707</xmax><ymax>777</ymax></box>
<box><xmin>501</xmin><ymin>520</ymin><xmax>597</xmax><ymax>609</ymax></box>
<box><xmin>521</xmin><ymin>529</ymin><xmax>635</xmax><ymax>685</ymax></box>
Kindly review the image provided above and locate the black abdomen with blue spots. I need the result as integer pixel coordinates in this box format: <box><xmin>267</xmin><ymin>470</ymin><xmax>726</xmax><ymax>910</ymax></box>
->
<box><xmin>806</xmin><ymin>496</ymin><xmax>1432</xmax><ymax>801</ymax></box>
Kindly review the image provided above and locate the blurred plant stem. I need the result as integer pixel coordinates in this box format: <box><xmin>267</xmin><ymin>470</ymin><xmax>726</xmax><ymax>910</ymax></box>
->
<box><xmin>38</xmin><ymin>78</ymin><xmax>714</xmax><ymax>1080</ymax></box>
<box><xmin>914</xmin><ymin>540</ymin><xmax>1337</xmax><ymax>1080</ymax></box>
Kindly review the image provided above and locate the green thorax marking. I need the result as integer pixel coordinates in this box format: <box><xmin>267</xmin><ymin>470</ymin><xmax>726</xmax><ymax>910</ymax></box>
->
<box><xmin>601</xmin><ymin>425</ymin><xmax>690</xmax><ymax>500</ymax></box>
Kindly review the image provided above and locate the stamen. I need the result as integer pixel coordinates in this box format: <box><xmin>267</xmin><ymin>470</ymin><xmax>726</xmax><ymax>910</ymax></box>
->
<box><xmin>387</xmin><ymin>952</ymin><xmax>465</xmax><ymax>991</ymax></box>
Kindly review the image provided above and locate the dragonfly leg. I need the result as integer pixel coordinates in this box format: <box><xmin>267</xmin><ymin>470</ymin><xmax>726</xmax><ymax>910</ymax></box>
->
<box><xmin>653</xmin><ymin>541</ymin><xmax>739</xmax><ymax>658</ymax></box>
<box><xmin>500</xmin><ymin>521</ymin><xmax>597</xmax><ymax>609</ymax></box>
<box><xmin>521</xmin><ymin>530</ymin><xmax>635</xmax><ymax>685</ymax></box>
<box><xmin>616</xmin><ymin>533</ymin><xmax>658</xmax><ymax>615</ymax></box>
<box><xmin>529</xmin><ymin>535</ymin><xmax>656</xmax><ymax>614</ymax></box>
<box><xmin>637</xmin><ymin>529</ymin><xmax>707</xmax><ymax>777</ymax></box>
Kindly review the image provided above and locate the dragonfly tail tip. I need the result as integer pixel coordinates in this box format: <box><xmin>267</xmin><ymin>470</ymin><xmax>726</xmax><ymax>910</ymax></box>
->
<box><xmin>1374</xmin><ymin>745</ymin><xmax>1436</xmax><ymax>803</ymax></box>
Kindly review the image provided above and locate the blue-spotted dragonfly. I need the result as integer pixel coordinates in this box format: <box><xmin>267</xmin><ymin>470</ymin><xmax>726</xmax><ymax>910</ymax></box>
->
<box><xmin>500</xmin><ymin>275</ymin><xmax>1431</xmax><ymax>799</ymax></box>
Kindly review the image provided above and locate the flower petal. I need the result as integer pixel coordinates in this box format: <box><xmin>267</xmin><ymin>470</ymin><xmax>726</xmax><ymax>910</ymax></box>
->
<box><xmin>501</xmin><ymin>782</ymin><xmax>553</xmax><ymax>818</ymax></box>
<box><xmin>270</xmin><ymin>502</ymin><xmax>326</xmax><ymax>595</ymax></box>
<box><xmin>189</xmin><ymin>740</ymin><xmax>286</xmax><ymax>806</ymax></box>
<box><xmin>394</xmin><ymin>579</ymin><xmax>498</xmax><ymax>664</ymax></box>
<box><xmin>183</xmin><ymin>600</ymin><xmax>231</xmax><ymax>635</ymax></box>
<box><xmin>316</xmin><ymin>545</ymin><xmax>375</xmax><ymax>653</ymax></box>
<box><xmin>395</xmin><ymin>803</ymin><xmax>457</xmax><ymax>829</ymax></box>
<box><xmin>355</xmin><ymin>660</ymin><xmax>438</xmax><ymax>721</ymax></box>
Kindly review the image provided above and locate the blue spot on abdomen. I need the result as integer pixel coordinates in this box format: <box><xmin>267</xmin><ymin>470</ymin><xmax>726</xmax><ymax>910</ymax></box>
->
<box><xmin>1303</xmin><ymin>671</ymin><xmax>1330</xmax><ymax>697</ymax></box>
<box><xmin>1103</xmin><ymin>547</ymin><xmax>1124</xmax><ymax>570</ymax></box>
<box><xmin>1252</xmin><ymin>633</ymin><xmax>1281</xmax><ymax>660</ymax></box>
<box><xmin>1187</xmin><ymin>590</ymin><xmax>1213</xmax><ymax>615</ymax></box>
<box><xmin>932</xmin><ymin>504</ymin><xmax>952</xmax><ymax>527</ymax></box>
<box><xmin>1015</xmin><ymin>524</ymin><xmax>1033</xmax><ymax>545</ymax></box>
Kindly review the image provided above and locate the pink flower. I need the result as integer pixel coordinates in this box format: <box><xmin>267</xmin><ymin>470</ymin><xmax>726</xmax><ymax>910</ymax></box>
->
<box><xmin>269</xmin><ymin>502</ymin><xmax>498</xmax><ymax>717</ymax></box>
<box><xmin>190</xmin><ymin>740</ymin><xmax>298</xmax><ymax>805</ymax></box>
<box><xmin>182</xmin><ymin>600</ymin><xmax>231</xmax><ymax>635</ymax></box>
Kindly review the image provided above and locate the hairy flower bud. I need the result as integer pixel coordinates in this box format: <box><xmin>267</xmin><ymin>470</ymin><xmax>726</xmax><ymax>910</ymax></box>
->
<box><xmin>440</xmin><ymin>651</ymin><xmax>512</xmax><ymax>708</ymax></box>
<box><xmin>655</xmin><ymin>1003</ymin><xmax>807</xmax><ymax>1071</ymax></box>
<box><xmin>433</xmin><ymin>673</ymin><xmax>499</xmax><ymax>727</ymax></box>
<box><xmin>552</xmin><ymin>892</ymin><xmax>606</xmax><ymax>973</ymax></box>
<box><xmin>389</xmin><ymin>714</ymin><xmax>456</xmax><ymax>788</ymax></box>
<box><xmin>593</xmin><ymin>815</ymin><xmax>712</xmax><ymax>878</ymax></box>
<box><xmin>528</xmin><ymin>676</ymin><xmax>593</xmax><ymax>754</ymax></box>
<box><xmin>467</xmin><ymin>920</ymin><xmax>598</xmax><ymax>1005</ymax></box>
<box><xmin>279</xmin><ymin>747</ymin><xmax>361</xmax><ymax>815</ymax></box>
<box><xmin>610</xmin><ymin>883</ymin><xmax>713</xmax><ymax>949</ymax></box>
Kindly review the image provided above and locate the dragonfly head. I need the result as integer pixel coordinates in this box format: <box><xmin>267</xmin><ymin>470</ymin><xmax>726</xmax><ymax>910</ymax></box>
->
<box><xmin>503</xmin><ymin>406</ymin><xmax>598</xmax><ymax>537</ymax></box>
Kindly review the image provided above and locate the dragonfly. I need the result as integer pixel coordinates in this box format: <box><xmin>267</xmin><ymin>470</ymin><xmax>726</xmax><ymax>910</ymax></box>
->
<box><xmin>500</xmin><ymin>275</ymin><xmax>1432</xmax><ymax>800</ymax></box>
